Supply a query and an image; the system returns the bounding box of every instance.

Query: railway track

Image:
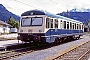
[0,42,49,60]
[0,46,35,60]
[45,41,90,60]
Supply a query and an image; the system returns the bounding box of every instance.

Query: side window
[51,19,53,28]
[46,18,50,28]
[79,24,81,30]
[64,21,66,29]
[70,22,72,29]
[72,23,74,29]
[67,22,69,29]
[54,19,58,28]
[77,24,78,30]
[82,25,83,30]
[75,23,76,30]
[60,20,62,29]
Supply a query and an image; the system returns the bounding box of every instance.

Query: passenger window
[77,24,78,30]
[54,19,58,28]
[60,20,62,29]
[82,25,83,30]
[75,23,76,29]
[79,24,81,30]
[46,18,50,28]
[70,22,72,29]
[64,21,66,29]
[51,19,53,28]
[67,22,69,29]
[72,23,74,29]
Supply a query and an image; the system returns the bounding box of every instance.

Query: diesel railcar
[18,9,84,43]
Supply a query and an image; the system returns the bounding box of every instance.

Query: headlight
[39,30,42,32]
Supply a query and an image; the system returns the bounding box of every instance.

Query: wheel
[54,37,59,44]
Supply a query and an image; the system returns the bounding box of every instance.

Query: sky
[1,0,90,16]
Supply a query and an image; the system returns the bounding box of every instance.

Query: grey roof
[0,20,10,26]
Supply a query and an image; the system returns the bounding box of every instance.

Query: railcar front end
[18,15,46,43]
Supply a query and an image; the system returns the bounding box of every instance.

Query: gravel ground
[88,57,90,60]
[12,35,90,60]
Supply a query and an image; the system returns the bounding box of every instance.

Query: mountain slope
[57,9,90,24]
[0,4,20,22]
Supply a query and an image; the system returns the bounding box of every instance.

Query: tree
[14,20,19,29]
[7,17,19,29]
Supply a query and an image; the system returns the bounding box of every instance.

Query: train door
[46,17,52,35]
[45,17,59,43]
[46,18,56,36]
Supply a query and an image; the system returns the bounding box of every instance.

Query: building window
[54,19,58,28]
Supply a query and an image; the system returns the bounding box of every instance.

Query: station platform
[0,33,23,50]
[0,33,18,40]
[0,40,22,50]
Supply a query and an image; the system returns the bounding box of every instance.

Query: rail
[45,41,90,60]
[0,46,34,60]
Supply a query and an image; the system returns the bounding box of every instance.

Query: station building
[0,20,10,34]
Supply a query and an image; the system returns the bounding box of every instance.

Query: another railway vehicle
[18,10,84,43]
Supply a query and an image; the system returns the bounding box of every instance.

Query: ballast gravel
[13,35,90,60]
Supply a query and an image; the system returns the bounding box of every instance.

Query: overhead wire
[14,0,40,9]
[34,0,54,11]
[49,0,70,11]
[49,0,58,4]
[14,0,67,14]
[14,0,60,12]
[14,0,68,11]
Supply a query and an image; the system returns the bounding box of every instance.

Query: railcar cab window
[31,17,42,26]
[21,18,31,26]
[21,17,42,26]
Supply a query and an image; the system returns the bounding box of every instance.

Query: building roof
[0,20,10,26]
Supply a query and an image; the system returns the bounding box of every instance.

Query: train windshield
[21,18,31,26]
[31,17,42,26]
[21,17,43,26]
